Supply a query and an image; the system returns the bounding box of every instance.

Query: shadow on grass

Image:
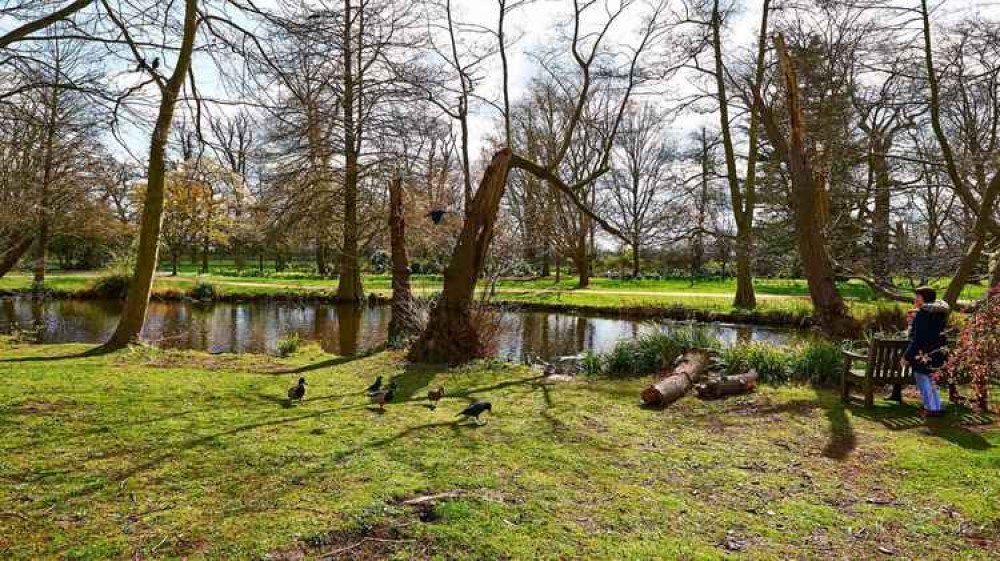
[849,400,994,450]
[0,343,115,363]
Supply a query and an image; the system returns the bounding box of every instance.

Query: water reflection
[0,297,809,360]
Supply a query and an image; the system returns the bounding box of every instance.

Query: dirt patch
[11,399,74,415]
[269,524,432,560]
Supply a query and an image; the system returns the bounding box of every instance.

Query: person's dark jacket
[905,300,950,370]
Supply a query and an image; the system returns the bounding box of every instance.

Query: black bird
[365,376,383,394]
[151,57,160,70]
[427,209,447,224]
[135,58,145,72]
[287,377,307,403]
[457,401,492,425]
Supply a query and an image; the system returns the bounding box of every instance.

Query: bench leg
[889,384,902,403]
[841,376,851,403]
[864,376,874,408]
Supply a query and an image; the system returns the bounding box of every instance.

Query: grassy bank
[0,271,945,331]
[1,340,997,559]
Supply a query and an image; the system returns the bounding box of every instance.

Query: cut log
[696,370,759,399]
[640,350,711,407]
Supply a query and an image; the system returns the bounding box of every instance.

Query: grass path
[1,341,997,559]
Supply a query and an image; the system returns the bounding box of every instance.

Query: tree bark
[387,177,415,345]
[0,235,35,278]
[711,0,765,310]
[764,34,857,336]
[336,0,364,303]
[34,57,61,289]
[409,150,512,363]
[944,175,1000,305]
[695,370,758,399]
[870,133,892,285]
[640,351,711,407]
[101,0,199,350]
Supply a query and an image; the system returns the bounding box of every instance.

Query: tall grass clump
[590,325,717,377]
[187,282,217,300]
[787,340,843,385]
[720,342,790,384]
[275,333,301,357]
[88,273,131,299]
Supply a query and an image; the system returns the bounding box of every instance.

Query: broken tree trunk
[640,350,711,408]
[0,235,35,278]
[696,370,759,399]
[387,177,415,345]
[409,149,512,364]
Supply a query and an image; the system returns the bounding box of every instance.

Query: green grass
[1,340,997,559]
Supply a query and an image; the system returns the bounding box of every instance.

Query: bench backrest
[866,338,911,382]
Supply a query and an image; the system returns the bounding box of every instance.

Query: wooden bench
[842,338,911,408]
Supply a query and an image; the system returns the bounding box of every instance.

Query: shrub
[276,333,301,357]
[787,341,843,385]
[187,282,217,300]
[720,342,789,384]
[944,295,1000,411]
[89,273,131,300]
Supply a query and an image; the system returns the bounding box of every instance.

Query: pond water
[0,298,811,360]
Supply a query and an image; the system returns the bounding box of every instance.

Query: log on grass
[640,350,711,407]
[695,370,759,399]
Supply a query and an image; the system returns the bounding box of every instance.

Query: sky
[4,0,1000,162]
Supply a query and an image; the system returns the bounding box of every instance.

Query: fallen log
[696,370,759,399]
[640,350,711,407]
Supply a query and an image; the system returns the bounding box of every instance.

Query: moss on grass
[0,340,997,559]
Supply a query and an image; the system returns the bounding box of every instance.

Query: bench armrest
[842,350,867,360]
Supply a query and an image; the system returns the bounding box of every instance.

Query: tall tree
[102,0,201,349]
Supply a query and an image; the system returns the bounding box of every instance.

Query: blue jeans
[913,369,942,412]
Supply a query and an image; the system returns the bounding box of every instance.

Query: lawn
[1,340,997,559]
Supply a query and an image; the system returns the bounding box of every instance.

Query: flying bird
[365,376,383,395]
[427,386,445,410]
[457,401,492,425]
[287,377,307,404]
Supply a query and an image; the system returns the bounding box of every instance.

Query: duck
[428,387,445,410]
[365,376,383,395]
[369,380,398,411]
[287,377,307,403]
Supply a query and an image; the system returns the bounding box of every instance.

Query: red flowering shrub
[944,295,1000,411]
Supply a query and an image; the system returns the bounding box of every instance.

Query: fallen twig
[0,511,28,522]
[319,537,415,559]
[400,491,464,506]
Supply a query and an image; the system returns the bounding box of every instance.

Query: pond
[0,297,813,361]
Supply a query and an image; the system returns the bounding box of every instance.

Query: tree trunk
[101,0,199,350]
[944,177,1000,305]
[631,243,640,278]
[696,370,758,399]
[34,62,60,289]
[200,238,209,274]
[316,239,328,277]
[576,224,590,288]
[0,235,34,278]
[640,351,711,407]
[767,34,856,336]
[409,149,512,363]
[733,231,756,308]
[387,177,415,345]
[990,253,1000,288]
[336,0,364,303]
[171,251,178,276]
[870,134,892,285]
